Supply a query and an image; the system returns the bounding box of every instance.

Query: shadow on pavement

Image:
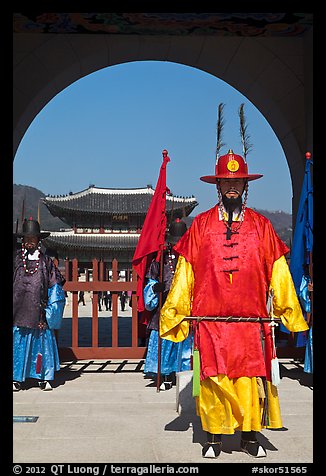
[58,359,145,373]
[15,359,146,390]
[164,374,287,456]
[280,362,313,389]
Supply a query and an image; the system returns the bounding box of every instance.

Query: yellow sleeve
[160,255,194,342]
[270,255,309,332]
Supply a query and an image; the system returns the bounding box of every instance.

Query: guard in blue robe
[298,274,313,373]
[143,219,192,390]
[13,219,66,391]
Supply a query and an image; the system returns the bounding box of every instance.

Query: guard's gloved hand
[153,282,164,293]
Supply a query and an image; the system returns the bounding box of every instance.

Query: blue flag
[290,155,313,294]
[287,154,313,372]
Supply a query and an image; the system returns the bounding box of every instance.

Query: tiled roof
[43,231,140,251]
[42,186,198,216]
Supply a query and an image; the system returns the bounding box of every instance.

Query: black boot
[159,375,173,391]
[202,433,222,458]
[240,431,266,458]
[13,381,21,392]
[38,380,53,391]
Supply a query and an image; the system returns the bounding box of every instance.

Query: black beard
[24,245,37,255]
[222,195,242,213]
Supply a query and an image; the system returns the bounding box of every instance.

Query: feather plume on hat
[238,103,253,162]
[215,102,225,164]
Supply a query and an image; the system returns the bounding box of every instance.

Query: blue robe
[13,250,66,382]
[143,253,192,377]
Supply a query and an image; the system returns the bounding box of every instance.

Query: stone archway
[13,13,313,217]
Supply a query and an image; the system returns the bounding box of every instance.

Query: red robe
[174,205,289,381]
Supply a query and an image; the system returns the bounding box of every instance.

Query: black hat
[15,218,50,239]
[167,219,187,245]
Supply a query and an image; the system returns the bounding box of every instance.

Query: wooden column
[92,258,99,348]
[111,259,118,347]
[71,258,79,348]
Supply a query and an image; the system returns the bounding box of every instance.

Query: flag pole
[156,148,169,392]
[37,199,41,225]
[131,148,170,389]
[306,152,313,327]
[21,195,25,224]
[156,242,165,392]
[307,250,313,326]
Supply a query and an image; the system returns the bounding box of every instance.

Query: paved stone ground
[13,294,313,466]
[13,358,313,465]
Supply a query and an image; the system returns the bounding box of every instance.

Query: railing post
[64,258,70,281]
[131,267,138,347]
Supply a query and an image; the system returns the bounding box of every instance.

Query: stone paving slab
[13,359,313,465]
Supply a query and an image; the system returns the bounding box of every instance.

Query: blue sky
[13,60,292,215]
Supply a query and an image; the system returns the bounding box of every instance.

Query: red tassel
[36,353,42,374]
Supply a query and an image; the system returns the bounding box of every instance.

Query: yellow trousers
[196,374,282,434]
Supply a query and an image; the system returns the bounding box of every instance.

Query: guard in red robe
[160,149,308,459]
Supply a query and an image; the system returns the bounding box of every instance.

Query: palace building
[41,185,198,270]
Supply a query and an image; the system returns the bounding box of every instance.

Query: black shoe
[38,381,52,391]
[202,441,222,458]
[13,381,21,392]
[159,381,173,391]
[240,439,266,458]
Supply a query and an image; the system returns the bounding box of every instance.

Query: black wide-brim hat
[14,219,50,239]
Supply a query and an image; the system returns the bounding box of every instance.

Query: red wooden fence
[59,258,304,361]
[60,258,147,360]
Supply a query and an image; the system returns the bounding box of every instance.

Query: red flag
[132,150,170,312]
